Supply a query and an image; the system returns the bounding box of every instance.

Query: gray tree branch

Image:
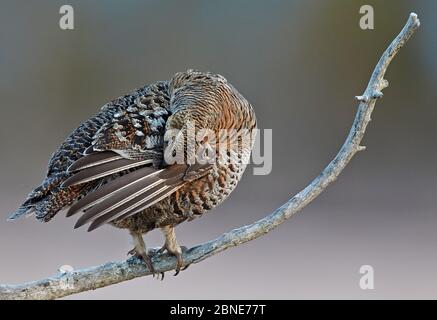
[0,13,420,300]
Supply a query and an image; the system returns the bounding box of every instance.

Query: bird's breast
[170,158,247,220]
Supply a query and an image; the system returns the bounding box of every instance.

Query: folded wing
[65,150,211,231]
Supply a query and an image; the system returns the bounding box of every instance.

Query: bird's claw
[130,245,189,277]
[173,246,189,276]
[128,247,157,277]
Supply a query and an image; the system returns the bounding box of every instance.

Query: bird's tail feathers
[7,205,35,221]
[7,173,70,222]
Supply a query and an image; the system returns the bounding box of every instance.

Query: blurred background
[0,0,436,299]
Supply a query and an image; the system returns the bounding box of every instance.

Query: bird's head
[163,70,257,166]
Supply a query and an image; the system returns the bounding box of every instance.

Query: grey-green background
[0,0,436,299]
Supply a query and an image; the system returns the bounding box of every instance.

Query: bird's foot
[128,247,164,280]
[157,245,189,276]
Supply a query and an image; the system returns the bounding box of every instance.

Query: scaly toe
[173,252,184,276]
[137,252,155,275]
[127,248,136,256]
[156,245,167,255]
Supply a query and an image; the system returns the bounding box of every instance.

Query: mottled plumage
[9,70,257,275]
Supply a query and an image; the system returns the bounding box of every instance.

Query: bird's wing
[66,158,211,231]
[63,92,212,231]
[73,163,209,232]
[62,88,172,188]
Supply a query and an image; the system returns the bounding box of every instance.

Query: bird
[8,70,257,276]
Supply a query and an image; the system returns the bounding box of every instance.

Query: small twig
[0,13,420,300]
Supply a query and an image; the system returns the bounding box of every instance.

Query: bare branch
[0,13,420,300]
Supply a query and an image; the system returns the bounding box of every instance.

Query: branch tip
[409,12,420,27]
